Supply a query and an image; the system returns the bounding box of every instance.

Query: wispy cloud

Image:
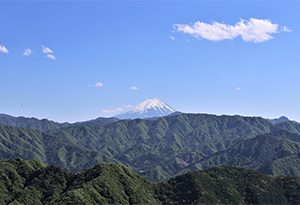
[45,54,56,60]
[42,45,54,54]
[130,86,139,90]
[23,48,32,56]
[102,104,133,116]
[282,26,292,32]
[102,107,124,115]
[42,45,56,60]
[169,35,176,40]
[0,44,9,53]
[236,87,242,91]
[174,18,290,43]
[94,82,104,88]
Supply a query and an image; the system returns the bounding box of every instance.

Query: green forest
[1,159,300,205]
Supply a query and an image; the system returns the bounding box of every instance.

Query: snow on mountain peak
[134,98,175,113]
[116,98,176,119]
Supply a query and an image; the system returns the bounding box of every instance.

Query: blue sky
[0,1,299,122]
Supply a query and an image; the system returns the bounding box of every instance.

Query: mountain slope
[0,125,117,173]
[1,160,300,205]
[0,125,46,161]
[116,98,175,119]
[2,113,300,181]
[269,116,290,124]
[0,160,158,205]
[157,166,300,205]
[193,130,300,175]
[45,113,273,180]
[0,114,118,132]
[0,113,274,181]
[275,120,300,135]
[0,114,69,132]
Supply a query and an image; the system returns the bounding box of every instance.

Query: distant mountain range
[115,98,176,119]
[114,98,292,123]
[1,159,299,205]
[0,113,70,131]
[0,110,299,181]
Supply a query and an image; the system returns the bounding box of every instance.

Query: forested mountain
[275,120,300,135]
[0,160,158,205]
[0,124,117,173]
[0,113,299,181]
[1,159,299,205]
[0,114,117,132]
[157,165,300,205]
[0,114,69,132]
[269,116,290,124]
[193,130,300,176]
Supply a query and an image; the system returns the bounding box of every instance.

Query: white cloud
[130,86,139,90]
[236,87,242,91]
[46,54,56,60]
[94,82,104,88]
[42,45,56,60]
[23,48,32,56]
[0,44,9,53]
[123,104,133,109]
[102,107,124,114]
[174,18,290,43]
[169,35,175,40]
[102,104,133,116]
[42,45,54,54]
[282,26,292,32]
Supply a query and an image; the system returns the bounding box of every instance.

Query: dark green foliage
[157,166,300,205]
[0,160,158,205]
[0,125,46,161]
[194,130,300,176]
[59,164,158,205]
[0,114,69,132]
[0,159,45,205]
[0,113,300,181]
[0,114,117,132]
[275,121,300,135]
[1,160,300,205]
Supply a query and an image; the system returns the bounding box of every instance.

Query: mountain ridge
[269,116,290,124]
[0,112,300,181]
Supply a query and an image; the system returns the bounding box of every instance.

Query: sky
[0,1,300,122]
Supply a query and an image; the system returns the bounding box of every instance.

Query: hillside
[0,113,274,181]
[0,125,117,173]
[157,166,300,205]
[0,160,158,205]
[193,130,300,175]
[275,121,300,135]
[0,160,300,205]
[0,114,69,132]
[0,114,117,132]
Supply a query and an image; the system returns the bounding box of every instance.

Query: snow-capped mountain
[116,98,176,119]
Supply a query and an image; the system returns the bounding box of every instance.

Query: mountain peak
[133,98,175,113]
[116,98,176,119]
[269,116,290,124]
